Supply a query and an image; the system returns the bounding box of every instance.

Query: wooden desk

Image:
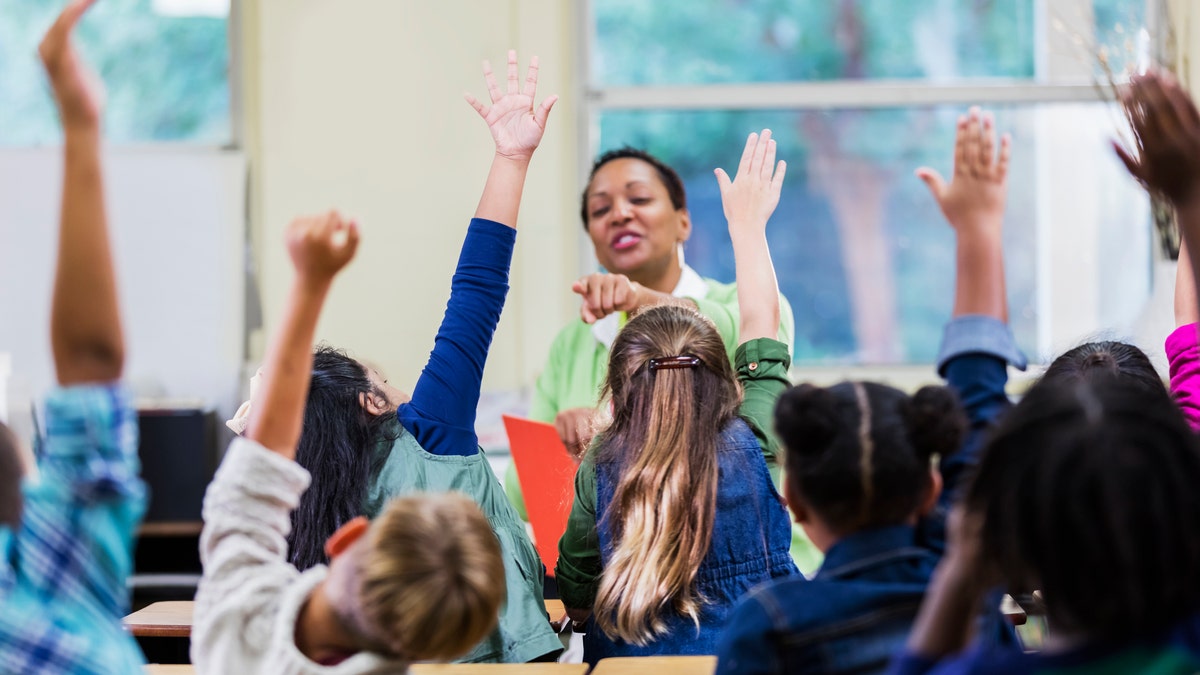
[591,656,717,675]
[125,601,195,638]
[544,598,566,624]
[410,658,583,667]
[127,599,568,638]
[144,666,194,674]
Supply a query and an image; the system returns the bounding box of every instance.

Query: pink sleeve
[1167,323,1200,431]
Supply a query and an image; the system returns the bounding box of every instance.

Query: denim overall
[584,417,798,662]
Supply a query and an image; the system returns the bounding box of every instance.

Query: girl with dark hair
[232,52,563,664]
[556,130,799,662]
[891,71,1200,675]
[717,107,1025,675]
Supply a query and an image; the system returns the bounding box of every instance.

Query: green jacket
[366,421,562,664]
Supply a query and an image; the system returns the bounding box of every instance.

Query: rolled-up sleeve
[736,338,792,467]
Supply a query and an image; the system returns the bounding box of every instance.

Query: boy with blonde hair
[191,209,507,672]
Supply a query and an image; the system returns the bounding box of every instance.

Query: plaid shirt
[0,385,147,674]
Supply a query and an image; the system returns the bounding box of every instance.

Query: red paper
[502,415,577,576]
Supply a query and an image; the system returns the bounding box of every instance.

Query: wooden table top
[125,601,195,638]
[590,656,717,675]
[411,666,586,674]
[144,666,194,674]
[127,599,569,638]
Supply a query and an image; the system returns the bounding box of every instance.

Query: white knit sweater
[190,437,409,674]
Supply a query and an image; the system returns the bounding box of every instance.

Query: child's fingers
[762,139,777,181]
[506,49,519,95]
[523,55,540,100]
[995,134,1012,183]
[770,160,787,192]
[964,107,982,175]
[952,115,968,177]
[534,94,558,128]
[980,111,996,170]
[915,167,947,203]
[737,133,757,178]
[482,60,501,103]
[1112,140,1145,182]
[464,93,489,120]
[714,168,732,193]
[750,129,772,175]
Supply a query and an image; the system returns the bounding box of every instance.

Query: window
[585,0,1157,365]
[0,0,231,145]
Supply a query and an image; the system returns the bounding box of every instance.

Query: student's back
[1,2,148,672]
[556,130,799,663]
[718,107,1023,675]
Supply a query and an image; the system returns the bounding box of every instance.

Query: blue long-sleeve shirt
[396,218,515,456]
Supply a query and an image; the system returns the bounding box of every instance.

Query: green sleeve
[690,290,797,362]
[555,457,602,610]
[734,338,792,467]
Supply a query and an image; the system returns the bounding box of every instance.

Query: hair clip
[648,355,702,371]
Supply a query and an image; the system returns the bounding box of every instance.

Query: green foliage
[0,0,228,145]
[593,0,1035,86]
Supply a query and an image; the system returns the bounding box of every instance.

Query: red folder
[502,415,578,576]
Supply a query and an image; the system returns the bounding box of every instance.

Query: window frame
[577,0,1162,369]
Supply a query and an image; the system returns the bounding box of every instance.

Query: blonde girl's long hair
[592,305,742,645]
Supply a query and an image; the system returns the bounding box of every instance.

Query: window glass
[592,0,1037,86]
[0,0,229,145]
[596,104,1150,364]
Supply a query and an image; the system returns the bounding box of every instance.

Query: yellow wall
[241,0,582,392]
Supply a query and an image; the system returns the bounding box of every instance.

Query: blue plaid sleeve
[17,384,145,616]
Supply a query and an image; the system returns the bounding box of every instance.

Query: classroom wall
[243,0,582,395]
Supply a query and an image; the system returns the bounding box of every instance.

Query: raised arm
[914,108,1022,554]
[400,52,556,455]
[41,0,123,385]
[1115,72,1200,430]
[714,129,786,344]
[917,107,1010,323]
[465,50,557,228]
[246,214,358,458]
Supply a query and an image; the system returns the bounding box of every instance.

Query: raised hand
[714,129,787,237]
[285,211,360,284]
[39,0,105,131]
[916,107,1010,234]
[1115,71,1200,209]
[466,50,558,163]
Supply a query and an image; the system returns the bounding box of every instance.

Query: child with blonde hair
[556,130,799,662]
[192,213,507,671]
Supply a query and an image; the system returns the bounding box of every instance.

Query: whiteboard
[0,146,247,430]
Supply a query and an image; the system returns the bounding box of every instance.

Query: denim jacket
[716,316,1025,675]
[581,417,798,663]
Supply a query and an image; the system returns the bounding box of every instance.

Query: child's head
[0,422,22,529]
[1041,341,1164,395]
[322,492,505,661]
[288,346,402,570]
[592,304,740,645]
[774,382,966,549]
[966,378,1200,641]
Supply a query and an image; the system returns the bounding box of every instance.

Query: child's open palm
[466,51,558,162]
[714,129,787,236]
[916,107,1010,234]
